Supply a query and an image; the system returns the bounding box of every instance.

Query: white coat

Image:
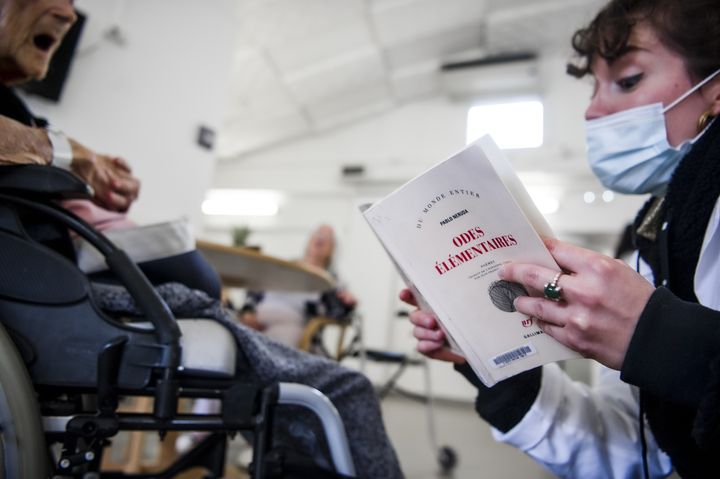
[491,196,720,479]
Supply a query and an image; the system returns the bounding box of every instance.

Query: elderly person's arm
[0,115,52,165]
[0,115,140,211]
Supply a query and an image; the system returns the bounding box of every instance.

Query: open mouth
[33,34,56,52]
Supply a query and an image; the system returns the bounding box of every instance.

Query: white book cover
[362,136,579,387]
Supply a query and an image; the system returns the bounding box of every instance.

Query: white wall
[18,1,638,401]
[207,51,644,399]
[23,0,237,228]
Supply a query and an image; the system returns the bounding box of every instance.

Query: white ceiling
[218,0,605,159]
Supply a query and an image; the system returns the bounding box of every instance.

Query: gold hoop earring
[698,110,715,133]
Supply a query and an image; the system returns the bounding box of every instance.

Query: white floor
[221,392,555,479]
[380,393,556,479]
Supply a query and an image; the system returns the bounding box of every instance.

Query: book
[361,135,580,387]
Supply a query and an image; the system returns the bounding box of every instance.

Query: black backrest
[0,166,180,398]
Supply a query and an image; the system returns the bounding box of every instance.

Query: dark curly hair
[567,0,720,80]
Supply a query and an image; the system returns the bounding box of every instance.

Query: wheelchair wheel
[0,323,48,478]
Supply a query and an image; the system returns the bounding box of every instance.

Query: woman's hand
[499,237,655,370]
[69,139,140,212]
[399,288,466,364]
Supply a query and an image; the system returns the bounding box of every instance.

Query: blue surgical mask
[586,68,720,196]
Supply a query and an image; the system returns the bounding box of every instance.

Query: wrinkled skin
[0,0,76,84]
[0,0,141,211]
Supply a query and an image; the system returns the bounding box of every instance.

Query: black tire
[437,445,458,473]
[0,323,48,478]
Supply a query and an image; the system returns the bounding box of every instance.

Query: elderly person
[242,224,357,348]
[0,0,139,210]
[0,1,403,477]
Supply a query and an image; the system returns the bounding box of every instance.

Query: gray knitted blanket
[92,282,403,479]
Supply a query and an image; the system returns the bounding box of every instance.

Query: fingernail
[498,266,507,279]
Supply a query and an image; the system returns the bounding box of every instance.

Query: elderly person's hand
[399,288,466,364]
[69,139,140,212]
[498,237,655,370]
[335,289,357,309]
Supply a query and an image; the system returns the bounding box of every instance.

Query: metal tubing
[277,383,356,477]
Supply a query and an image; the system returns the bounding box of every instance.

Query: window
[466,99,543,149]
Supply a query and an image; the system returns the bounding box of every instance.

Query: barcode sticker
[491,344,537,368]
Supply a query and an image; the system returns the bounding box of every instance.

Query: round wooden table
[196,240,335,292]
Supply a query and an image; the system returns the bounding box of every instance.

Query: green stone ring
[543,272,564,302]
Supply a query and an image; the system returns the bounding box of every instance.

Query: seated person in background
[241,224,357,348]
[187,224,359,450]
[0,2,402,477]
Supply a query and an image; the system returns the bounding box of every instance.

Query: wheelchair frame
[0,165,356,479]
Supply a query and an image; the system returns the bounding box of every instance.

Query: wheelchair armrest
[0,164,92,200]
[277,383,356,477]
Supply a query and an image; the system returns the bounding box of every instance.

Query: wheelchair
[0,165,356,479]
